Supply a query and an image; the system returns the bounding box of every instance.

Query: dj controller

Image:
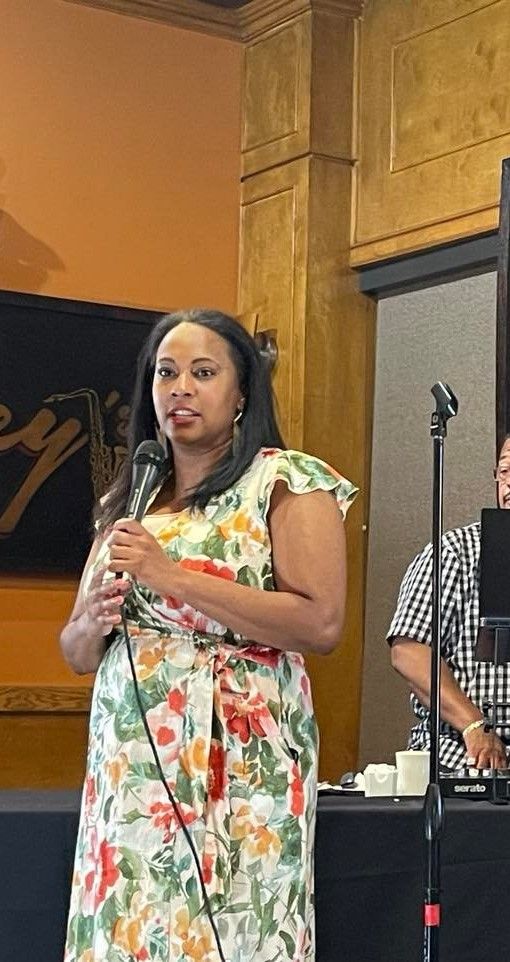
[440,769,510,800]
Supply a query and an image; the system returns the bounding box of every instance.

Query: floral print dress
[64,448,357,962]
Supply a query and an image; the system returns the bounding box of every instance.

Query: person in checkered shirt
[388,437,510,772]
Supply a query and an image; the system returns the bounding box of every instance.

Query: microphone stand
[423,382,458,962]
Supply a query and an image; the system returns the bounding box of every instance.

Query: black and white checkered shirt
[387,522,510,771]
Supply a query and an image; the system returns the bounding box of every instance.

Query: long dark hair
[95,309,285,531]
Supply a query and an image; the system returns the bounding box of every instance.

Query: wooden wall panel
[391,8,510,173]
[0,686,91,788]
[242,18,312,177]
[239,162,308,445]
[310,11,355,160]
[1,715,89,788]
[352,0,510,265]
[0,576,82,686]
[242,9,356,177]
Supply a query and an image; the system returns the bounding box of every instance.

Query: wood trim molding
[238,0,363,41]
[64,0,239,39]
[0,686,92,713]
[350,206,500,268]
[64,0,363,40]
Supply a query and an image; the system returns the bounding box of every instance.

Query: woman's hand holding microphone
[106,519,175,599]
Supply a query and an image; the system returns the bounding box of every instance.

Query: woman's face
[152,322,243,453]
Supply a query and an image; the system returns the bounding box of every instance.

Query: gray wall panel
[359,273,497,767]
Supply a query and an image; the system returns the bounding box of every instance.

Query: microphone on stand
[125,439,167,521]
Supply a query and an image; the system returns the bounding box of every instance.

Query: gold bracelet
[461,719,485,739]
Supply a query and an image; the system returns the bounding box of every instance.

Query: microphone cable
[121,609,227,962]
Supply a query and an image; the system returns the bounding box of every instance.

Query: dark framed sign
[0,291,161,574]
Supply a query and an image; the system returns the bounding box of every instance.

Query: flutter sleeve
[258,448,358,519]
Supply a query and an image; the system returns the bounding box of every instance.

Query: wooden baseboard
[0,685,92,713]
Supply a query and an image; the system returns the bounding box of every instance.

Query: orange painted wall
[0,0,242,688]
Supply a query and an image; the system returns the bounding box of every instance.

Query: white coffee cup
[395,750,430,795]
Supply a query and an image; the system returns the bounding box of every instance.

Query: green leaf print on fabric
[250,877,262,918]
[185,876,201,922]
[103,794,114,825]
[113,695,149,742]
[280,819,303,865]
[118,847,143,880]
[280,930,297,959]
[105,946,126,962]
[260,770,289,796]
[298,750,314,781]
[267,698,280,724]
[98,893,120,933]
[160,869,184,901]
[236,565,260,588]
[245,738,260,762]
[174,767,195,806]
[98,694,120,715]
[259,894,278,944]
[68,913,94,955]
[202,533,227,561]
[128,761,162,782]
[287,707,318,750]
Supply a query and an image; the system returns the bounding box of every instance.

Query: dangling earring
[232,408,243,456]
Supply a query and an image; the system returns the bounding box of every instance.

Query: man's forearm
[391,639,483,733]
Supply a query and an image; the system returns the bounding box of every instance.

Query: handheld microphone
[125,440,166,521]
[114,439,166,582]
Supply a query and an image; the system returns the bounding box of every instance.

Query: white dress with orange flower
[64,448,357,962]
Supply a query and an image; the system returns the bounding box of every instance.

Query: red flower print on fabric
[167,688,186,715]
[149,801,197,844]
[156,726,175,746]
[240,644,281,669]
[202,851,214,885]
[180,557,236,581]
[223,691,279,744]
[85,838,119,909]
[289,763,305,817]
[84,774,97,818]
[207,740,226,802]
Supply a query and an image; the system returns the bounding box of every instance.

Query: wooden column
[238,0,375,779]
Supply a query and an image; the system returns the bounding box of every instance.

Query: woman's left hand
[107,519,174,596]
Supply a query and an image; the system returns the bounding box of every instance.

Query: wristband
[461,718,485,739]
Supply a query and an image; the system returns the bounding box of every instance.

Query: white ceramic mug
[395,750,430,795]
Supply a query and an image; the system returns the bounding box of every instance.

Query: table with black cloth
[2,790,510,962]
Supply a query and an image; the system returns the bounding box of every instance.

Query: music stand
[475,508,510,802]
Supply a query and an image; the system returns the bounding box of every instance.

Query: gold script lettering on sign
[0,404,88,535]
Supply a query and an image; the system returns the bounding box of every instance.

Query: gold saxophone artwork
[44,389,114,500]
[0,388,127,536]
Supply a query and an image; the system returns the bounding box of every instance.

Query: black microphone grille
[132,439,166,467]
